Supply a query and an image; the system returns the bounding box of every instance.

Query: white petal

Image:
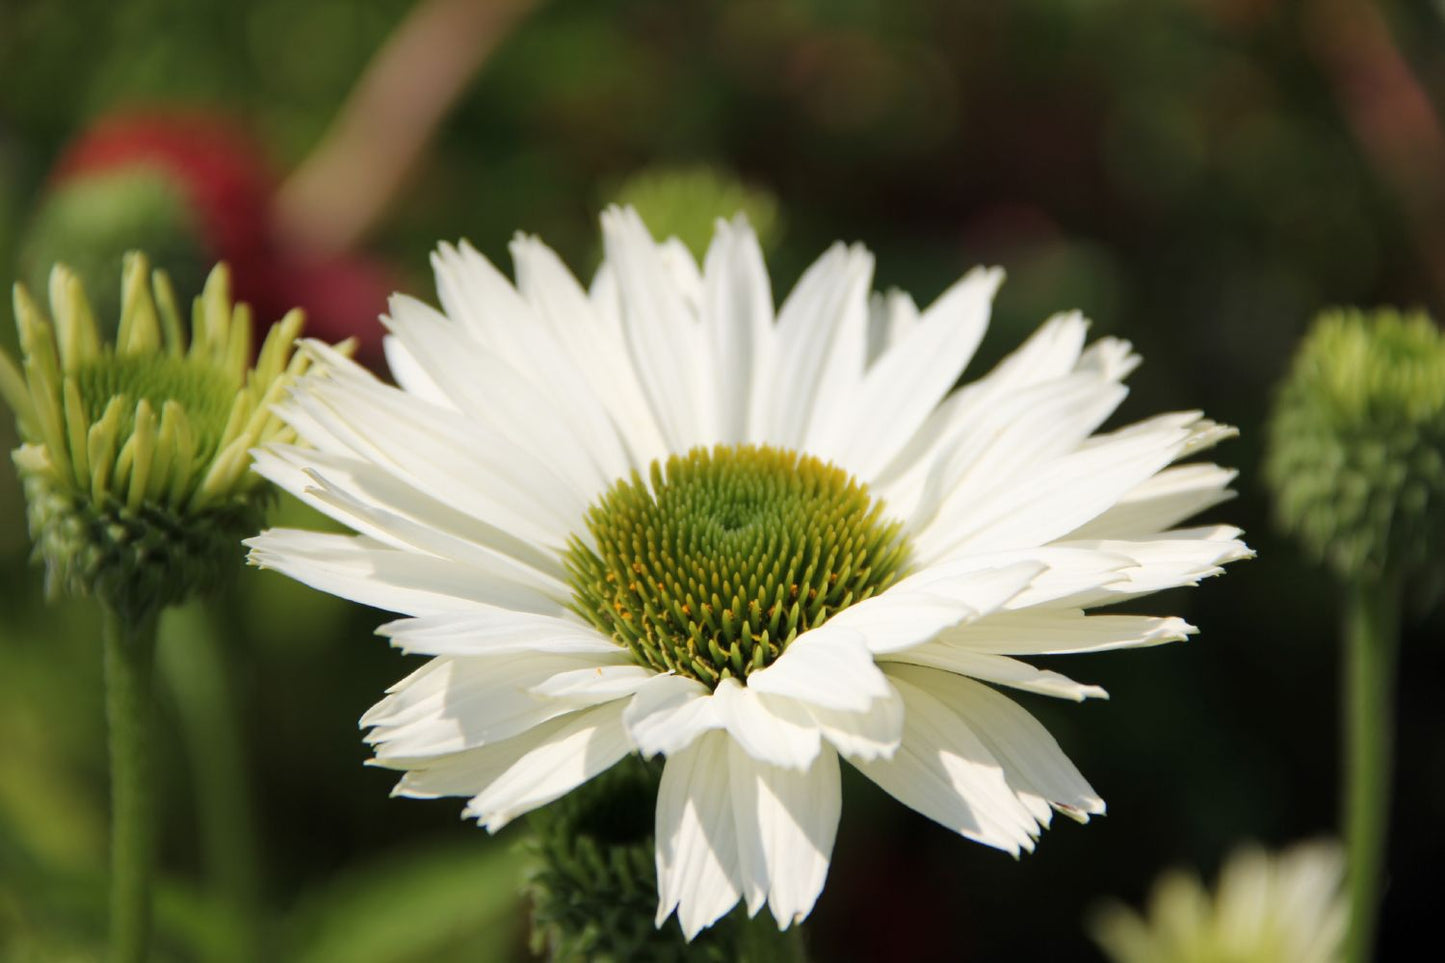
[744,627,891,712]
[384,701,625,819]
[805,681,904,762]
[897,666,1104,823]
[939,609,1194,656]
[382,336,451,407]
[756,243,873,448]
[710,679,821,770]
[252,443,564,581]
[1069,463,1239,540]
[460,701,632,831]
[915,412,1205,562]
[1054,526,1254,605]
[854,670,1042,853]
[817,560,1044,655]
[728,742,841,928]
[378,611,620,657]
[246,529,566,618]
[529,664,656,702]
[815,266,1001,480]
[511,233,668,467]
[885,645,1108,702]
[655,731,743,939]
[383,293,621,496]
[601,206,713,451]
[701,215,774,443]
[623,673,722,758]
[364,652,632,759]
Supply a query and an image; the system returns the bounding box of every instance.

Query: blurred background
[2,0,1443,959]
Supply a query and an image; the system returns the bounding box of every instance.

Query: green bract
[0,253,317,618]
[1265,308,1445,581]
[564,444,912,687]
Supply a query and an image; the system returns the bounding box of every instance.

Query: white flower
[1090,841,1346,963]
[247,207,1249,938]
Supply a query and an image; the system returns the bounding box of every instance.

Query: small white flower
[1090,841,1346,963]
[248,208,1249,938]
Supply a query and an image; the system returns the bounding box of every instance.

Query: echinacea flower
[247,207,1249,938]
[0,252,318,617]
[1089,841,1346,963]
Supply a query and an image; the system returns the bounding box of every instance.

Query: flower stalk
[1342,577,1400,963]
[102,602,160,963]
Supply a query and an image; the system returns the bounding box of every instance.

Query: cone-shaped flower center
[75,355,232,458]
[565,444,912,687]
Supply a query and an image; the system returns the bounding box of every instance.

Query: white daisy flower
[247,207,1249,939]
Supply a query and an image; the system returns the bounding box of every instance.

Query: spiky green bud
[0,253,331,619]
[526,758,798,962]
[1265,308,1445,582]
[612,165,782,260]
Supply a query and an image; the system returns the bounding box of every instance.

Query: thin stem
[1343,576,1400,963]
[161,595,263,963]
[735,913,809,963]
[103,603,161,963]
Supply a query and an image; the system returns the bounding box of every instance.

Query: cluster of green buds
[0,253,325,620]
[1265,308,1445,583]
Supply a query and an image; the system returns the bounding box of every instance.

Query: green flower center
[565,444,912,687]
[75,355,234,459]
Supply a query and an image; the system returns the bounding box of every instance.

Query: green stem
[160,595,264,963]
[1343,576,1400,963]
[735,913,809,963]
[103,603,160,963]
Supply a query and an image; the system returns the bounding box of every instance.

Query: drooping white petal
[365,652,630,759]
[1068,463,1239,540]
[914,412,1210,563]
[884,645,1108,702]
[710,679,821,770]
[728,742,841,928]
[854,670,1043,854]
[744,626,892,711]
[529,664,657,703]
[813,560,1044,655]
[938,609,1194,656]
[623,673,722,758]
[805,682,904,762]
[893,665,1104,823]
[383,701,626,821]
[459,700,633,831]
[655,732,743,939]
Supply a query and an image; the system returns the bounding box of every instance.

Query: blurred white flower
[1090,841,1346,963]
[248,207,1247,938]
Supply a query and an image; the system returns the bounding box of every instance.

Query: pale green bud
[612,165,782,260]
[1265,308,1445,582]
[0,253,338,619]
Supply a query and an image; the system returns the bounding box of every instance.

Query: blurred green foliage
[3,0,1445,960]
